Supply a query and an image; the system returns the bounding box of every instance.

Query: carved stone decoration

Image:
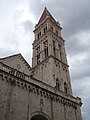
[17,64,21,69]
[40,98,44,111]
[40,99,44,106]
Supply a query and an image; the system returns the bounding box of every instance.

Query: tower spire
[38,7,56,24]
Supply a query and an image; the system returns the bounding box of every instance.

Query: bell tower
[0,7,82,120]
[32,7,72,95]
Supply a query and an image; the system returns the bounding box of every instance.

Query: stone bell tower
[0,7,82,120]
[32,7,72,95]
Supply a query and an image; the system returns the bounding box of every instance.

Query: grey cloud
[13,10,23,22]
[72,78,90,120]
[69,50,90,80]
[29,0,45,20]
[69,52,90,120]
[0,47,16,58]
[23,20,33,33]
[66,35,86,56]
[72,77,90,96]
[82,98,90,120]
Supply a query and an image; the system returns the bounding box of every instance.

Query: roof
[0,53,21,60]
[0,53,31,74]
[38,7,56,24]
[0,53,31,67]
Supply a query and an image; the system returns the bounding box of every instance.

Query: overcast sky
[0,0,90,119]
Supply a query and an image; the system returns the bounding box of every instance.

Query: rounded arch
[31,115,47,120]
[31,112,50,120]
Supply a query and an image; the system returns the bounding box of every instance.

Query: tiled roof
[38,7,56,24]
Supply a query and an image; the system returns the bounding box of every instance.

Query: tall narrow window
[44,40,48,58]
[45,47,48,58]
[46,26,47,30]
[56,78,60,90]
[53,41,56,56]
[64,82,68,94]
[37,33,39,39]
[37,46,40,64]
[58,44,62,61]
[43,26,47,33]
[44,28,46,33]
[37,54,40,64]
[51,26,53,32]
[37,31,41,39]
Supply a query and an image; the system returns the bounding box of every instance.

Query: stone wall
[0,69,82,120]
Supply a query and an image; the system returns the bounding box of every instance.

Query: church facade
[0,8,82,120]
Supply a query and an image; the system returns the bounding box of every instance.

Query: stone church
[0,7,82,120]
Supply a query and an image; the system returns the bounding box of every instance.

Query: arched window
[56,78,60,90]
[58,44,62,61]
[53,40,56,57]
[37,46,40,64]
[64,82,68,94]
[43,26,47,33]
[44,40,48,58]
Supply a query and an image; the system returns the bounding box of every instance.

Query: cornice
[0,67,82,108]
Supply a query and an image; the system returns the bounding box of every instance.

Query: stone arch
[31,112,50,120]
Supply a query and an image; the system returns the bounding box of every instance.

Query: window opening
[51,26,53,32]
[43,26,47,33]
[53,40,56,56]
[37,31,41,39]
[44,40,48,58]
[58,44,62,61]
[37,33,39,39]
[46,26,47,30]
[37,46,40,64]
[56,78,60,90]
[64,82,68,94]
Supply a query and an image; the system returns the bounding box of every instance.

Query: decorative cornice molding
[0,71,82,108]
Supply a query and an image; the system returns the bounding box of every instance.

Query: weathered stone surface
[0,7,82,120]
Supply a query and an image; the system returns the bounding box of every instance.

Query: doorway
[31,114,48,120]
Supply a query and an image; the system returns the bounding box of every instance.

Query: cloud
[72,78,90,120]
[66,31,90,56]
[0,46,16,58]
[0,0,34,65]
[0,0,90,119]
[23,20,33,33]
[66,32,90,81]
[29,0,45,20]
